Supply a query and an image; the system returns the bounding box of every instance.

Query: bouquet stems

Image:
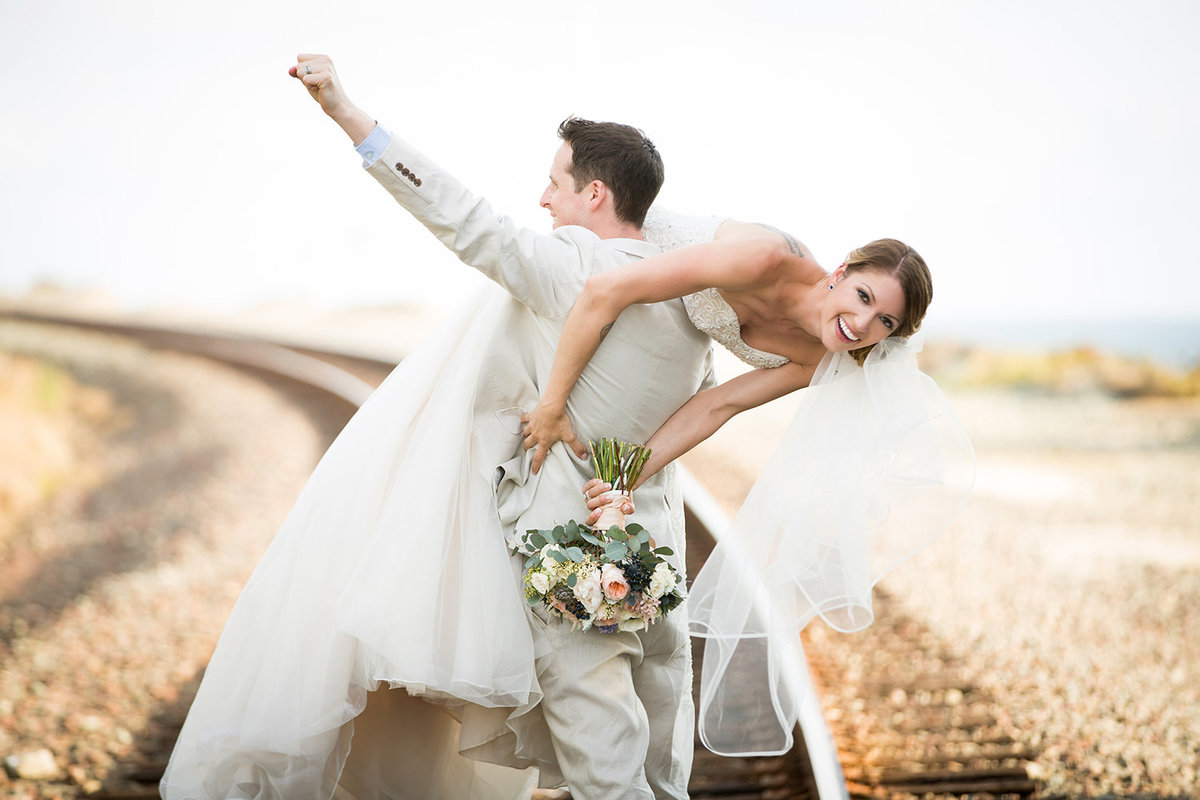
[588,439,651,495]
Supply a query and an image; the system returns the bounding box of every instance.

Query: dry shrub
[0,354,113,532]
[922,344,1200,398]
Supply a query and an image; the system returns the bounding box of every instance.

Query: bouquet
[511,440,685,633]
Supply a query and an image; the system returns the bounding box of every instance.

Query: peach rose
[600,563,630,602]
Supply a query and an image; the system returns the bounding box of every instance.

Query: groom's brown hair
[557,117,664,228]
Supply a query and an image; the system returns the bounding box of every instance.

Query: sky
[3,0,1199,350]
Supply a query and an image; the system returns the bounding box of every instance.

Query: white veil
[687,333,976,755]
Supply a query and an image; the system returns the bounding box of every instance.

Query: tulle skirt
[161,285,556,799]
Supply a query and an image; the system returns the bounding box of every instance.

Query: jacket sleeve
[365,133,596,318]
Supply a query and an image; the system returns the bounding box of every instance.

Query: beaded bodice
[680,289,790,369]
[643,208,790,370]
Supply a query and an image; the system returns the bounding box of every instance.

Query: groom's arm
[290,54,593,317]
[362,130,597,317]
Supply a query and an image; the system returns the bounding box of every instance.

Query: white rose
[647,563,675,598]
[573,569,604,614]
[539,545,566,581]
[529,571,550,595]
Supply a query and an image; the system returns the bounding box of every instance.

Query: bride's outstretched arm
[521,235,785,473]
[580,360,813,523]
[634,360,813,488]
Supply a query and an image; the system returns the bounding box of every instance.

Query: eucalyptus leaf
[564,546,585,562]
[524,555,541,569]
[565,520,579,539]
[605,541,628,561]
[567,573,577,588]
[552,525,566,542]
[626,523,644,536]
[529,531,546,549]
[580,528,603,546]
[549,549,568,563]
[527,595,542,606]
[653,546,675,556]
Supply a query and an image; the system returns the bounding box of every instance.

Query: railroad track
[1,309,1037,800]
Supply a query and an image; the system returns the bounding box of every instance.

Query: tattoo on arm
[599,322,614,339]
[753,223,804,257]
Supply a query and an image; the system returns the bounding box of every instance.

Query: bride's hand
[521,401,588,475]
[582,479,636,526]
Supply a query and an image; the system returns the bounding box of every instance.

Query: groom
[292,55,712,799]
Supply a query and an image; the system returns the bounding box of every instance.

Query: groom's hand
[521,403,588,475]
[289,54,375,145]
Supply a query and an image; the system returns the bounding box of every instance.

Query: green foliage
[580,527,604,546]
[659,591,683,614]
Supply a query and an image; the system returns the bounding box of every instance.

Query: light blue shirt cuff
[355,125,392,168]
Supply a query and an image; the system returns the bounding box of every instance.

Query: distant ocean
[923,317,1200,370]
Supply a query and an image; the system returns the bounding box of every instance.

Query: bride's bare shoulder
[715,219,814,260]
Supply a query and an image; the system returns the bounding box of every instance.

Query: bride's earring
[828,284,834,291]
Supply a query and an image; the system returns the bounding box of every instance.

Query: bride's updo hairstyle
[843,238,932,365]
[558,117,665,228]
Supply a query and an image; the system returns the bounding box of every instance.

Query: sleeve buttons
[394,162,421,187]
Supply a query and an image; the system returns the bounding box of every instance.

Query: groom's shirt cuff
[356,124,392,168]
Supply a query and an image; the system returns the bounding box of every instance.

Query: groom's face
[540,143,591,230]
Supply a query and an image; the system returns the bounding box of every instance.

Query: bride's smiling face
[821,267,906,352]
[539,143,590,229]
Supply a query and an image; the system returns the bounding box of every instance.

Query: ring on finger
[304,65,313,75]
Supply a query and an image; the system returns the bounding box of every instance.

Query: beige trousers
[528,605,694,800]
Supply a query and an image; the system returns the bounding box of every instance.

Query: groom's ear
[586,180,607,210]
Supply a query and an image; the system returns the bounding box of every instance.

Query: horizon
[5,281,1197,370]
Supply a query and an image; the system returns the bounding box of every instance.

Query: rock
[4,748,60,780]
[77,715,105,733]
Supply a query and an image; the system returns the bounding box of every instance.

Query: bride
[524,216,975,755]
